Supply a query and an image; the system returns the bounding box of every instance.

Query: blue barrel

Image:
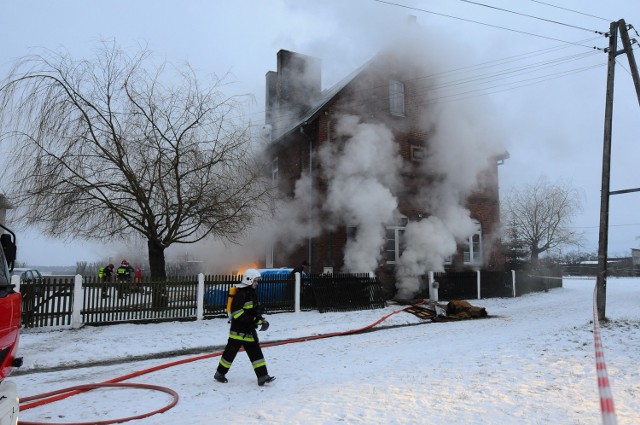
[256,268,293,301]
[204,288,228,306]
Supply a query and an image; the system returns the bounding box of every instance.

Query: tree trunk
[530,248,540,267]
[148,239,168,310]
[148,239,167,279]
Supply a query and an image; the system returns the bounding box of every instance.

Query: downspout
[299,125,313,270]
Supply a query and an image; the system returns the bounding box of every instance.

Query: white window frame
[463,220,483,265]
[384,216,408,264]
[389,80,405,117]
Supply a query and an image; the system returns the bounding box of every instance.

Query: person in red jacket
[214,268,275,386]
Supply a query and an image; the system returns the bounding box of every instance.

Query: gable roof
[271,58,373,141]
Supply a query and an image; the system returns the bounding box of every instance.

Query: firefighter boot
[257,375,276,386]
[214,371,228,383]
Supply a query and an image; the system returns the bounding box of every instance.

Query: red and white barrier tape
[592,284,617,425]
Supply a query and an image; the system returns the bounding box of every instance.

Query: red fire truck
[0,223,21,425]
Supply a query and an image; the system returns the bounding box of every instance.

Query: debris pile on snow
[402,299,488,321]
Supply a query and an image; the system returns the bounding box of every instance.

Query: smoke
[197,18,507,293]
[395,217,457,298]
[319,115,403,272]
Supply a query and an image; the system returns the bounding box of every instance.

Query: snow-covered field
[14,277,640,424]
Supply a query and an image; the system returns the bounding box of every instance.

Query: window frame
[389,80,406,117]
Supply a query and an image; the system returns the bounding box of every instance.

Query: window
[385,216,408,264]
[463,221,483,265]
[389,80,405,117]
[347,216,408,265]
[410,145,424,162]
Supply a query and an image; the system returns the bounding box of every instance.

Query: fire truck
[0,223,20,425]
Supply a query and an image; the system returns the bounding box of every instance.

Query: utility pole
[596,21,618,321]
[596,19,640,320]
[618,20,640,105]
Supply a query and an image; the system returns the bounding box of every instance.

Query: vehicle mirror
[0,232,17,271]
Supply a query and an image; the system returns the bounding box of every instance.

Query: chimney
[265,50,321,136]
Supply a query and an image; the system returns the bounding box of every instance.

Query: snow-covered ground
[13,277,640,424]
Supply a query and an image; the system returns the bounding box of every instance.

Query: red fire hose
[18,304,420,425]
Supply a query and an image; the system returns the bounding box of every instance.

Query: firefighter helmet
[238,268,261,287]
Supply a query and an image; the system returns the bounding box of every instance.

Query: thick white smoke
[394,217,458,298]
[319,114,403,273]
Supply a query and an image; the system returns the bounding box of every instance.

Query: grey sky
[1,0,638,266]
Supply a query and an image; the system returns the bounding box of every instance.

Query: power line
[456,0,604,34]
[371,0,606,49]
[525,0,611,22]
[245,42,604,131]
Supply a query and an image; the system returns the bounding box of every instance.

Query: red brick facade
[265,49,505,295]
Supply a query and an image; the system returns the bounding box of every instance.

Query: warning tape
[592,285,617,425]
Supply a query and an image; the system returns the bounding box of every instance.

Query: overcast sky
[1,0,639,267]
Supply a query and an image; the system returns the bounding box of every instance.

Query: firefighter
[215,268,275,386]
[101,263,115,298]
[116,260,133,299]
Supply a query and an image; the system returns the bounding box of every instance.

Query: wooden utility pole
[618,20,640,105]
[596,19,640,320]
[596,21,618,321]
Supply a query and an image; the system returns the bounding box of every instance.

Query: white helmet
[238,268,261,287]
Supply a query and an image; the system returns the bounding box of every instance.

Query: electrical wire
[371,0,605,48]
[456,0,604,34]
[245,40,606,134]
[248,46,604,134]
[525,0,611,23]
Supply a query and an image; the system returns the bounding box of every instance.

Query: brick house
[263,48,507,298]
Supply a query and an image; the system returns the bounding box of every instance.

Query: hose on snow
[18,304,421,425]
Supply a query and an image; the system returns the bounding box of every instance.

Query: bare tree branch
[0,41,272,277]
[502,177,584,266]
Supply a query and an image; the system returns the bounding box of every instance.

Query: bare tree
[502,177,584,266]
[0,42,271,278]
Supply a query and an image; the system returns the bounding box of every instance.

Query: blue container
[204,288,228,306]
[256,268,293,302]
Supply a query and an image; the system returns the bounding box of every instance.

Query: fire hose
[18,304,420,425]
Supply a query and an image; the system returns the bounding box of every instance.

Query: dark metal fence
[19,272,388,328]
[433,270,562,301]
[311,273,386,313]
[434,271,478,300]
[18,269,561,328]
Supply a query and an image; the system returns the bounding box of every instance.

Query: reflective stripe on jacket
[229,286,262,336]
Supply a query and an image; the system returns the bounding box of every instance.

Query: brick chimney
[265,50,321,137]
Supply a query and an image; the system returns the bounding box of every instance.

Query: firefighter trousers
[217,334,269,378]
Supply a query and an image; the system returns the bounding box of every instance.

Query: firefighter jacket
[228,286,264,342]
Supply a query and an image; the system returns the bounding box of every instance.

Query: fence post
[294,272,301,313]
[196,273,204,320]
[71,274,83,329]
[476,270,481,299]
[428,271,438,301]
[511,270,516,297]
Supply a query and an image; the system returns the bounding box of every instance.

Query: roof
[271,57,373,141]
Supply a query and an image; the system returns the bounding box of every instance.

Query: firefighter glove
[259,320,270,331]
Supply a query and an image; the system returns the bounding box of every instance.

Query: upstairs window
[411,145,424,162]
[389,80,405,117]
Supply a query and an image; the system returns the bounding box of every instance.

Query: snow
[13,277,640,424]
